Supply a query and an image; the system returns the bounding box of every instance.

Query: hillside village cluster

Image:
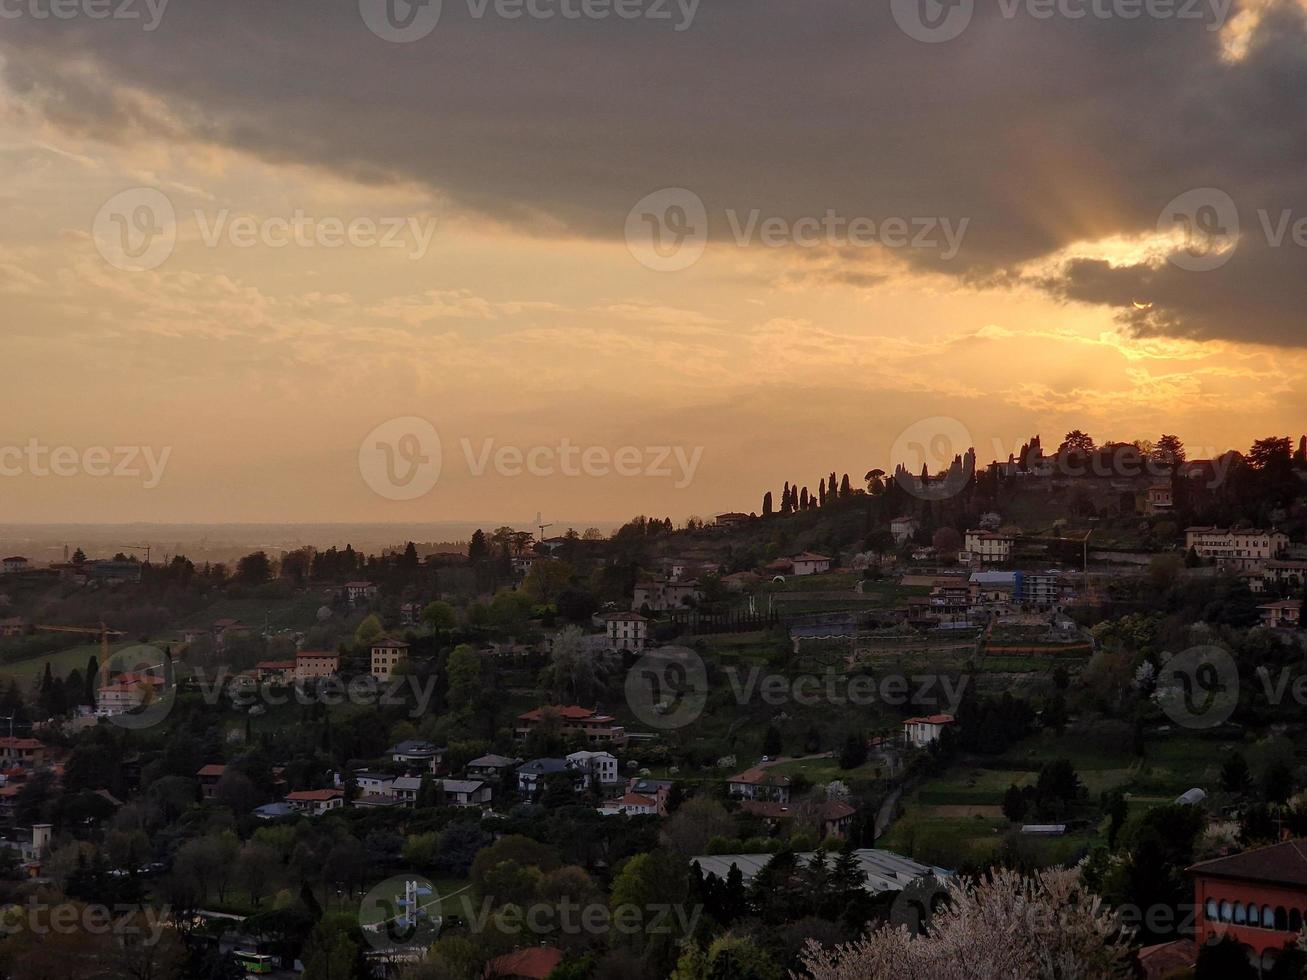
[0,432,1306,978]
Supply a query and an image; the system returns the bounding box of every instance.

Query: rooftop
[1188,839,1307,888]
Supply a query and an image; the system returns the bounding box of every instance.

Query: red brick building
[1189,839,1307,973]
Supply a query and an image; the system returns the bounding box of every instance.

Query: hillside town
[0,431,1303,977]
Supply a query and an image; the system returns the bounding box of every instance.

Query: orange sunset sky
[1,0,1305,524]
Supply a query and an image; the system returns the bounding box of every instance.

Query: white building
[790,552,833,576]
[285,788,345,816]
[632,579,703,612]
[439,778,493,807]
[903,714,955,748]
[1259,599,1301,630]
[343,581,378,604]
[371,638,409,679]
[1186,527,1289,571]
[1,557,29,575]
[604,612,647,652]
[964,531,1013,564]
[598,792,659,816]
[889,517,919,545]
[566,750,620,790]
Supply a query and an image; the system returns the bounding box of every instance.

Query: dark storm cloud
[2,0,1305,345]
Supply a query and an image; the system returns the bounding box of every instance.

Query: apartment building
[371,638,409,679]
[603,612,648,652]
[1186,527,1289,571]
[964,530,1014,564]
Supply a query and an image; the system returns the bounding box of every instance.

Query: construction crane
[534,512,553,543]
[34,623,125,662]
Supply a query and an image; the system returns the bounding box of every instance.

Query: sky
[0,0,1305,525]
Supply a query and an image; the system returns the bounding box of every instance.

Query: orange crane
[33,622,125,662]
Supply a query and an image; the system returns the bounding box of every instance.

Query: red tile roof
[728,767,791,787]
[0,738,44,751]
[484,947,564,979]
[1188,839,1307,888]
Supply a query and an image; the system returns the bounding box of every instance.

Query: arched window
[1275,906,1288,931]
[1290,909,1302,932]
[1221,901,1233,922]
[1235,903,1247,924]
[1206,899,1219,922]
[1248,904,1261,926]
[1264,905,1274,928]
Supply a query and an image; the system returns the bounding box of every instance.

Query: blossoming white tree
[797,867,1134,980]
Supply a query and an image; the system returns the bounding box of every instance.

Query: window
[1235,903,1247,924]
[1248,905,1261,927]
[1205,899,1218,922]
[1220,901,1233,923]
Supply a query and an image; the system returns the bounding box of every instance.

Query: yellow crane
[33,622,125,663]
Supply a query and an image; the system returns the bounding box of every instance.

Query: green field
[0,640,138,682]
[883,726,1241,871]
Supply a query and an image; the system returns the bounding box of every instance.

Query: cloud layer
[2,1,1306,345]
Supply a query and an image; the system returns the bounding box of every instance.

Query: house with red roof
[196,764,226,799]
[903,714,955,748]
[726,767,791,803]
[0,737,48,769]
[790,552,832,576]
[515,705,627,747]
[285,787,345,816]
[1188,839,1307,973]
